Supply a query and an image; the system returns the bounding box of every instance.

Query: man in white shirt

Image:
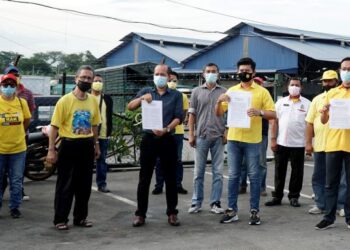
[265,77,310,207]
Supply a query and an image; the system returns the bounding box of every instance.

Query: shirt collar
[238,81,257,89]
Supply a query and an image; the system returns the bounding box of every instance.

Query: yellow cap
[321,70,338,81]
[92,81,103,91]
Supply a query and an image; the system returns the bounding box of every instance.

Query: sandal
[74,219,93,227]
[55,223,69,230]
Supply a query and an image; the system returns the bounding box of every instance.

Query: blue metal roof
[263,37,350,62]
[225,22,350,42]
[137,39,202,64]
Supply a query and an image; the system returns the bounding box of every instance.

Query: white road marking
[91,186,137,207]
[204,171,313,199]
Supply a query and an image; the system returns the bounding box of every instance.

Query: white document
[141,100,163,130]
[329,99,350,129]
[227,91,252,128]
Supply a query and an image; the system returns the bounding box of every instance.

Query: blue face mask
[1,86,16,97]
[340,70,350,83]
[153,75,168,88]
[205,73,218,84]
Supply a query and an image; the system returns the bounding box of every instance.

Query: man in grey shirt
[188,62,227,214]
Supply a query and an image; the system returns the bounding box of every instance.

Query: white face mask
[288,85,301,96]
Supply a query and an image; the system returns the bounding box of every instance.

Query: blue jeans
[312,152,347,210]
[0,151,26,210]
[96,139,109,189]
[240,135,268,190]
[227,141,261,212]
[323,151,350,224]
[155,134,184,189]
[191,137,224,206]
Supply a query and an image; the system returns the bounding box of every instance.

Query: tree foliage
[0,50,105,76]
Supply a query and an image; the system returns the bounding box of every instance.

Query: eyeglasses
[78,76,93,81]
[1,83,16,88]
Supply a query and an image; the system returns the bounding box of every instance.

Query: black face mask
[238,72,253,83]
[77,81,91,92]
[322,85,336,92]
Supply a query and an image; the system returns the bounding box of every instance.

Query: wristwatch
[260,110,265,117]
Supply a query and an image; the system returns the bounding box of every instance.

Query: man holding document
[315,57,350,230]
[215,57,275,225]
[127,64,183,227]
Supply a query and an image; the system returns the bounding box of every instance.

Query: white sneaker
[22,195,30,201]
[210,203,225,214]
[347,223,350,229]
[337,209,345,217]
[308,206,323,214]
[188,204,201,214]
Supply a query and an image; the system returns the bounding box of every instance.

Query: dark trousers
[135,133,178,218]
[324,151,350,223]
[53,138,94,225]
[155,134,184,189]
[272,145,305,200]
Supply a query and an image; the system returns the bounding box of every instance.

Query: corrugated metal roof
[138,39,202,63]
[263,37,350,62]
[99,32,214,61]
[225,22,350,41]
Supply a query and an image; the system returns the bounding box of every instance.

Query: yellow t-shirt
[305,92,328,152]
[324,85,350,152]
[222,81,275,143]
[175,93,189,135]
[95,95,107,139]
[0,96,31,154]
[51,92,101,138]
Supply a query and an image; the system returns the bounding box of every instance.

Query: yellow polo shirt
[222,81,275,143]
[305,92,328,152]
[0,96,31,154]
[51,92,101,138]
[175,93,189,134]
[324,85,350,152]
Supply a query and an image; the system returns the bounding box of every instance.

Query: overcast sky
[0,0,349,58]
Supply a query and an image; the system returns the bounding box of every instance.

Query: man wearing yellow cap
[91,74,113,193]
[306,70,346,216]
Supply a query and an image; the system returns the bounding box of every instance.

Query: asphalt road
[0,159,349,250]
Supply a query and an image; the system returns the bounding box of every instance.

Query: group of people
[0,64,113,231]
[1,56,349,232]
[128,57,350,231]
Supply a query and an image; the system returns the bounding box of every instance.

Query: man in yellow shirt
[306,70,346,215]
[215,57,275,225]
[46,65,101,230]
[315,57,350,230]
[152,70,189,195]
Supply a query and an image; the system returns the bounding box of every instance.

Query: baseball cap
[321,70,338,81]
[1,74,18,84]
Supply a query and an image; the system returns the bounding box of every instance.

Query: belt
[61,137,94,142]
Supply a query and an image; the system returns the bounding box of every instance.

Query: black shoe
[152,187,163,195]
[177,186,188,194]
[10,208,22,219]
[315,220,334,230]
[239,186,247,194]
[265,198,282,206]
[289,198,300,207]
[98,186,110,193]
[132,216,145,227]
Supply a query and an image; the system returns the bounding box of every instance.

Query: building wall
[106,42,134,67]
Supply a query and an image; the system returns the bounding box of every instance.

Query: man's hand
[217,94,230,103]
[271,138,278,152]
[305,142,313,156]
[46,150,57,164]
[152,129,166,137]
[95,144,101,160]
[247,108,261,117]
[189,134,196,147]
[141,93,152,103]
[320,104,330,114]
